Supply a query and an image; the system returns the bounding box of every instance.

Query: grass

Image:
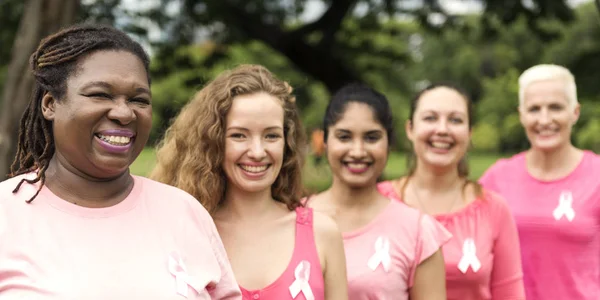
[131,148,505,193]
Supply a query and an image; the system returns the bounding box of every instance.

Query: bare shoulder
[312,210,342,240]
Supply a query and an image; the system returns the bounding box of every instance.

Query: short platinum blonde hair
[518,64,578,108]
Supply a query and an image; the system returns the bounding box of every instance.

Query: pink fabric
[0,173,241,299]
[480,150,600,300]
[339,199,451,300]
[239,206,324,300]
[378,181,525,300]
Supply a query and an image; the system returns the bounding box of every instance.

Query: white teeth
[537,130,557,136]
[240,165,268,173]
[431,142,451,149]
[98,134,131,146]
[347,163,368,169]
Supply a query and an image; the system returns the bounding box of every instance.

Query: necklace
[409,179,464,215]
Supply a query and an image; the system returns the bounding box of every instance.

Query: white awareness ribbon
[289,260,314,300]
[168,252,201,297]
[367,236,391,272]
[457,238,481,274]
[553,191,576,221]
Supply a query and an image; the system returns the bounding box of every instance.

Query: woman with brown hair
[377,83,525,299]
[151,64,348,300]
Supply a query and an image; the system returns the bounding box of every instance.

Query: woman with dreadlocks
[0,24,241,299]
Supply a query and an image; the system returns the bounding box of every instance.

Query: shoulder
[480,189,514,220]
[311,208,342,242]
[376,179,404,201]
[486,152,526,174]
[0,173,40,203]
[583,150,600,166]
[134,175,213,221]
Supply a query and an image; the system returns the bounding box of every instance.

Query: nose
[539,108,551,125]
[247,137,267,160]
[435,119,449,134]
[349,139,367,158]
[107,98,136,125]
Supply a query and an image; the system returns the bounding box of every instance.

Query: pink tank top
[239,206,324,300]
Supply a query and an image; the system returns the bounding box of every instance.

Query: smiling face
[222,92,285,193]
[326,102,389,188]
[520,79,580,152]
[407,87,471,172]
[42,50,152,179]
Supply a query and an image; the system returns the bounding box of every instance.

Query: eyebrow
[334,128,383,134]
[226,126,283,131]
[420,110,466,116]
[80,81,151,96]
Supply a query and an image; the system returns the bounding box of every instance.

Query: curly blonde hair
[150,64,306,214]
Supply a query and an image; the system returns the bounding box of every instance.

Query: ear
[41,92,57,121]
[518,105,526,127]
[572,103,581,125]
[405,119,414,141]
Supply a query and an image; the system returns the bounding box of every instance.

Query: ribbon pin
[367,236,391,272]
[553,191,576,221]
[168,252,200,298]
[457,238,481,274]
[289,260,314,300]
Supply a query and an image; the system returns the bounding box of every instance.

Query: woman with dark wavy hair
[151,64,348,300]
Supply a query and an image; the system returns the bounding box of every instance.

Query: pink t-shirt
[337,199,451,300]
[480,150,600,300]
[239,206,324,300]
[0,173,241,299]
[378,181,525,300]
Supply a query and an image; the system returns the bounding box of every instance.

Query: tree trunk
[0,0,79,180]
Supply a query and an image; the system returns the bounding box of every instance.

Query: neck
[526,143,583,179]
[410,163,462,194]
[220,184,282,221]
[45,155,133,208]
[327,176,382,209]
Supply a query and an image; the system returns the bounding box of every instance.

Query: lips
[428,140,454,150]
[239,164,270,173]
[96,134,132,146]
[535,128,559,137]
[343,161,372,173]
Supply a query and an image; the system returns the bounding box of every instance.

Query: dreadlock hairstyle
[9,23,150,203]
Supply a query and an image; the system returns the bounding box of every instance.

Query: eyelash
[87,93,150,104]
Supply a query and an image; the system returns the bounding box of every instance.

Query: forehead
[332,102,384,131]
[416,87,468,114]
[523,79,569,106]
[68,50,149,89]
[227,92,284,128]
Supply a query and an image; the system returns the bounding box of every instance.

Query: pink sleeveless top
[239,206,324,300]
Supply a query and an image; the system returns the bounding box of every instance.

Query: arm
[409,249,447,300]
[313,212,349,300]
[490,196,525,299]
[201,212,242,299]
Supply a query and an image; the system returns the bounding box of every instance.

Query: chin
[530,139,567,152]
[236,181,274,193]
[340,176,374,189]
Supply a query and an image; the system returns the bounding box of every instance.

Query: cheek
[325,141,347,162]
[224,141,244,162]
[371,146,389,166]
[267,141,285,162]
